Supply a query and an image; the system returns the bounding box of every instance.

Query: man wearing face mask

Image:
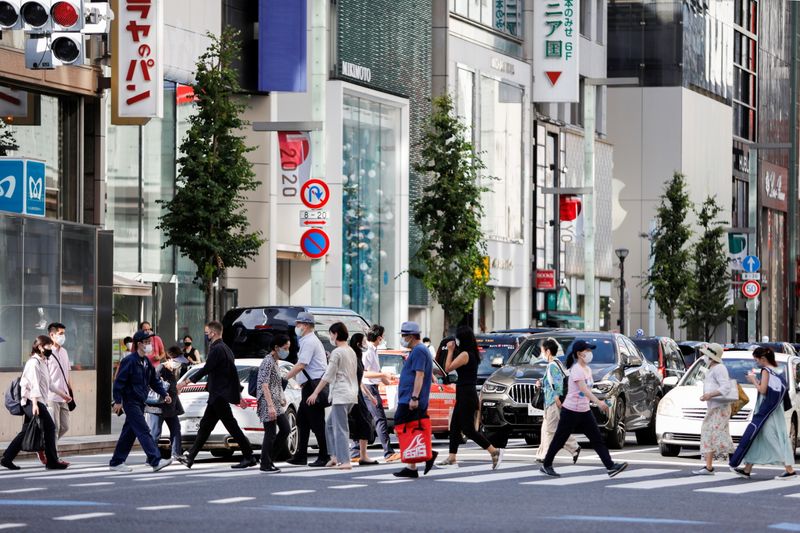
[46,322,74,457]
[284,312,330,467]
[139,321,166,366]
[109,330,173,472]
[177,321,257,469]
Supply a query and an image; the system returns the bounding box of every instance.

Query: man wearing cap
[109,330,173,473]
[392,321,438,478]
[176,321,258,470]
[285,311,330,467]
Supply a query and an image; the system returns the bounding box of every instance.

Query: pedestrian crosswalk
[3,457,800,497]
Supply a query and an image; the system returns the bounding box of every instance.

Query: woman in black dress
[348,333,378,465]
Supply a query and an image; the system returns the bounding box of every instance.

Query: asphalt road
[1,437,799,532]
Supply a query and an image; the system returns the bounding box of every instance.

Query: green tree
[158,29,263,323]
[646,172,693,338]
[680,196,735,341]
[0,119,18,156]
[410,95,493,332]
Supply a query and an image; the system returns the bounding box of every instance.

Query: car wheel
[210,449,234,458]
[605,398,626,450]
[659,441,680,457]
[635,396,660,445]
[524,435,539,446]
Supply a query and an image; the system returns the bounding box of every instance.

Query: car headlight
[657,397,681,417]
[482,381,508,394]
[592,381,615,394]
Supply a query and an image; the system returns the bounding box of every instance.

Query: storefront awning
[113,275,152,297]
[545,312,585,329]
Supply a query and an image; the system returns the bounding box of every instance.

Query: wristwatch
[411,396,419,401]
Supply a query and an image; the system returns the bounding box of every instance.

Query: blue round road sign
[300,228,330,259]
[743,255,760,273]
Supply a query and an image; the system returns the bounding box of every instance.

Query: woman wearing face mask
[437,326,504,469]
[730,346,797,479]
[347,333,379,465]
[256,334,291,473]
[182,336,201,365]
[539,340,628,478]
[1,336,70,470]
[535,338,581,464]
[692,343,735,475]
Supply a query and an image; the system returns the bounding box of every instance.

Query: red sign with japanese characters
[536,270,557,290]
[111,0,164,123]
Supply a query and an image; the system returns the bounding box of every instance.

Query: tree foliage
[410,95,493,332]
[679,196,735,341]
[0,119,18,156]
[158,28,263,322]
[646,172,693,338]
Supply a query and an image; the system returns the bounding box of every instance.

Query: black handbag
[303,370,331,407]
[21,415,45,452]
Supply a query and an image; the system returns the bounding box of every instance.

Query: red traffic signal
[51,0,81,30]
[559,195,582,222]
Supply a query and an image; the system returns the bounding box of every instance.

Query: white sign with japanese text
[111,0,164,124]
[533,0,580,103]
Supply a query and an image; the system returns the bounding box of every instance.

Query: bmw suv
[479,331,663,449]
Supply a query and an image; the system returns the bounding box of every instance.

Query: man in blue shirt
[393,321,437,478]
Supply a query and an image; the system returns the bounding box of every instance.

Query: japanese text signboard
[111,0,164,124]
[533,0,580,103]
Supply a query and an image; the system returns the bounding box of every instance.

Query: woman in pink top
[539,340,628,478]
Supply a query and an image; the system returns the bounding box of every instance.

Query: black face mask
[184,342,192,347]
[42,349,53,358]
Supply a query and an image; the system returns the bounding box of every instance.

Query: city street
[1,437,800,532]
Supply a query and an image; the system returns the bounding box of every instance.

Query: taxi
[377,349,456,438]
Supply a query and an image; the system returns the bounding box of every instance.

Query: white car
[157,358,302,461]
[656,350,800,456]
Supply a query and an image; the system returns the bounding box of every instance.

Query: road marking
[69,482,115,487]
[0,466,110,480]
[193,470,263,478]
[521,468,677,486]
[53,513,115,521]
[378,479,415,484]
[272,490,316,496]
[0,524,26,530]
[208,497,256,504]
[610,472,737,490]
[287,463,401,478]
[0,499,109,507]
[544,515,710,525]
[698,477,800,494]
[440,465,600,484]
[259,504,400,514]
[133,475,176,481]
[610,447,659,456]
[770,523,800,531]
[356,463,524,481]
[0,487,45,494]
[330,484,367,489]
[137,504,190,511]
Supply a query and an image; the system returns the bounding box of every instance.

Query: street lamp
[615,248,630,335]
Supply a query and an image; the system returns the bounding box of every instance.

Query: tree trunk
[204,277,214,326]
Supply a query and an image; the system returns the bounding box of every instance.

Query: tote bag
[21,415,45,452]
[395,416,433,464]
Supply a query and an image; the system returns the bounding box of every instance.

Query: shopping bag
[21,415,45,452]
[395,416,433,463]
[730,383,749,417]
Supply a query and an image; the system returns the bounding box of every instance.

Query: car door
[617,336,645,427]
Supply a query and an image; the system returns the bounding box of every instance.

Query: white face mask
[455,339,461,348]
[125,342,133,351]
[143,344,154,355]
[703,355,711,365]
[583,352,593,364]
[54,334,65,346]
[295,326,304,338]
[400,338,410,349]
[277,348,290,360]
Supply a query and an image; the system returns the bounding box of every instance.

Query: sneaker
[730,466,750,479]
[109,463,133,472]
[491,449,504,470]
[572,447,581,465]
[384,452,401,463]
[692,467,715,476]
[175,453,194,469]
[392,467,419,479]
[0,458,20,471]
[607,462,629,478]
[37,451,47,465]
[152,458,173,472]
[231,457,258,469]
[539,465,560,477]
[424,451,439,475]
[776,471,797,480]
[436,457,459,468]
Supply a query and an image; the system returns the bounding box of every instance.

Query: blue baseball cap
[132,330,152,344]
[295,312,316,325]
[400,321,421,335]
[572,340,597,353]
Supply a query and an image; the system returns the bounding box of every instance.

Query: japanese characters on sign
[111,0,164,124]
[533,0,580,103]
[760,161,788,212]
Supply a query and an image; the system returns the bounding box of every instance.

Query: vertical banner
[533,0,580,103]
[277,131,312,194]
[111,0,164,124]
[25,160,46,217]
[0,159,45,217]
[259,0,308,92]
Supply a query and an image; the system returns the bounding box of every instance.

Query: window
[595,0,604,43]
[451,0,522,38]
[580,0,591,38]
[456,67,475,143]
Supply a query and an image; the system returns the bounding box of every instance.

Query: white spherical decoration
[360,262,369,272]
[342,294,351,305]
[368,169,376,178]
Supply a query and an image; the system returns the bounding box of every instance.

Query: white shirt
[47,346,70,403]
[296,332,327,385]
[363,343,381,385]
[21,354,52,406]
[704,363,733,409]
[321,346,358,405]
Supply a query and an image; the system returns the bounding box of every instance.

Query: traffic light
[22,0,84,69]
[25,31,83,68]
[20,0,50,31]
[0,1,22,30]
[50,0,81,31]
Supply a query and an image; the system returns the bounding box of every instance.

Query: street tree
[646,172,693,338]
[158,29,263,323]
[410,94,493,332]
[0,119,18,156]
[680,196,735,341]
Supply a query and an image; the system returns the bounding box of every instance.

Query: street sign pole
[309,0,326,306]
[748,146,758,343]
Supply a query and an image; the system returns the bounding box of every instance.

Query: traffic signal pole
[309,0,326,306]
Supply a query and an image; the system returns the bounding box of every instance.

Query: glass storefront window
[0,216,23,368]
[106,114,140,272]
[342,93,401,324]
[480,76,523,241]
[456,67,475,143]
[451,0,522,38]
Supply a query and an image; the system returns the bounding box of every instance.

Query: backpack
[4,377,23,416]
[248,367,259,398]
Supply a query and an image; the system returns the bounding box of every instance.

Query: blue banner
[0,159,24,215]
[258,0,308,92]
[25,160,45,217]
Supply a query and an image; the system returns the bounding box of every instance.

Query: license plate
[183,417,202,431]
[528,405,544,416]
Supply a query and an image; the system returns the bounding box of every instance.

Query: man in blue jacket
[109,330,172,472]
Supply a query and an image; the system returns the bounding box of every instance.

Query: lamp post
[615,248,630,335]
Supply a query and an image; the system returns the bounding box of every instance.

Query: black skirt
[349,392,375,441]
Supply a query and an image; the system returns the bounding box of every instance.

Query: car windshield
[682,359,787,386]
[378,354,405,376]
[508,335,617,366]
[632,340,659,363]
[477,344,516,375]
[183,364,255,384]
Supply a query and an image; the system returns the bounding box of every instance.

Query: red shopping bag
[395,416,433,463]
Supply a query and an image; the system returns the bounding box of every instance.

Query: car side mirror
[491,357,504,368]
[663,376,679,387]
[625,355,642,367]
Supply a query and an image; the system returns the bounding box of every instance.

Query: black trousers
[3,402,59,464]
[293,381,329,462]
[449,386,492,454]
[188,396,253,459]
[261,413,290,468]
[543,407,614,469]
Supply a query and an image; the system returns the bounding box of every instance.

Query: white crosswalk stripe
[520,468,677,486]
[287,462,403,478]
[439,465,598,484]
[696,477,800,494]
[610,472,738,490]
[355,463,522,481]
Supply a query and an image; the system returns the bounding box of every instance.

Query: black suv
[480,331,663,449]
[221,306,371,361]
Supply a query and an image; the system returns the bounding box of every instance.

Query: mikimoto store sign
[111,0,164,124]
[533,0,579,103]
